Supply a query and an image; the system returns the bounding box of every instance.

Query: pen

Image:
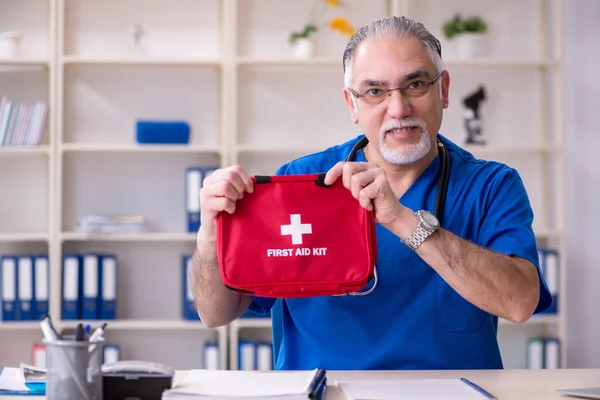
[40,315,62,341]
[88,322,107,344]
[88,322,107,352]
[461,377,497,400]
[75,323,85,341]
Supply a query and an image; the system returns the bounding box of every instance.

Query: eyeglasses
[348,70,445,106]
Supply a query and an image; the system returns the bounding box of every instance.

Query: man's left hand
[324,161,412,232]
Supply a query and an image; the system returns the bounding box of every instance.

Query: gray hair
[342,16,445,88]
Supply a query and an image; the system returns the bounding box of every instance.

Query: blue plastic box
[135,120,190,144]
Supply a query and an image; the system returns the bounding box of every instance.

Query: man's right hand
[192,165,255,327]
[199,165,255,223]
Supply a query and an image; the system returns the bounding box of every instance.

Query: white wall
[564,0,600,368]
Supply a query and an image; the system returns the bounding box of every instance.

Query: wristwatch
[402,210,440,250]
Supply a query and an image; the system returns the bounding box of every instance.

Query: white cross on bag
[280,214,312,245]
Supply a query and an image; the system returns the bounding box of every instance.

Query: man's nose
[386,89,411,119]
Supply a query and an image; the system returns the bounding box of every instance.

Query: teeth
[388,127,413,133]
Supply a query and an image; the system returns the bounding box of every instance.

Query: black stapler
[102,360,175,400]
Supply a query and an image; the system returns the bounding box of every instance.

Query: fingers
[349,169,378,210]
[209,166,254,197]
[326,161,386,211]
[324,161,374,186]
[324,161,345,185]
[357,173,388,211]
[200,165,254,217]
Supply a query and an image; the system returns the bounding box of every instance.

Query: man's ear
[441,70,450,109]
[343,88,359,124]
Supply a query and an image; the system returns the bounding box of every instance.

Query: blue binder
[203,342,220,370]
[540,249,559,314]
[62,254,82,320]
[103,344,121,364]
[82,254,100,320]
[182,255,200,320]
[17,256,34,321]
[186,167,203,233]
[238,340,257,370]
[99,254,118,320]
[1,256,17,321]
[33,255,49,320]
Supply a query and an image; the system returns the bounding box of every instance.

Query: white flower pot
[455,33,485,59]
[0,31,22,59]
[292,38,314,59]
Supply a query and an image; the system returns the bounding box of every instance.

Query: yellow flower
[330,17,355,37]
[324,0,340,7]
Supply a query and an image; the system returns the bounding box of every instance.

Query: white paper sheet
[336,379,492,400]
[0,367,30,392]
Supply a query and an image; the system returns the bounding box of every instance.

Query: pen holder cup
[44,339,104,400]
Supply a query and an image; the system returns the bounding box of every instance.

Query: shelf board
[60,319,216,331]
[61,143,221,154]
[467,145,555,156]
[499,314,559,326]
[0,321,41,331]
[236,143,332,154]
[61,232,197,242]
[0,59,49,70]
[444,59,556,68]
[231,318,272,329]
[62,56,221,67]
[0,233,49,242]
[0,146,50,155]
[237,57,340,67]
[535,229,561,238]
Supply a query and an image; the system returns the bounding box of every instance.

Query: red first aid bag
[216,173,377,298]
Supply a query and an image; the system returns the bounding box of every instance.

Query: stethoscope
[335,135,450,297]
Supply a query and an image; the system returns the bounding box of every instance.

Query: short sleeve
[477,167,552,314]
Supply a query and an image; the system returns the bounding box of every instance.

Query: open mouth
[386,125,420,139]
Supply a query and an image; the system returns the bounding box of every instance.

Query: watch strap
[402,211,438,250]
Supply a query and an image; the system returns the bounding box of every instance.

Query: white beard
[378,118,431,165]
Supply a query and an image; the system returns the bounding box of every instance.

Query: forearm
[190,223,251,327]
[392,211,540,323]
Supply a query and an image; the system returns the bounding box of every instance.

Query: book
[162,368,326,400]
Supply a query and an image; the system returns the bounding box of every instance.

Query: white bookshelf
[0,0,56,367]
[0,0,565,371]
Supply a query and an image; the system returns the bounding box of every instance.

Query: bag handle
[253,173,331,187]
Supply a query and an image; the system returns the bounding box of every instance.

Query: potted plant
[289,0,355,59]
[442,13,488,59]
[0,31,22,59]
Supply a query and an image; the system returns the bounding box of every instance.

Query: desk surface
[3,368,599,399]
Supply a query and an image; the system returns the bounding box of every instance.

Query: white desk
[3,368,599,399]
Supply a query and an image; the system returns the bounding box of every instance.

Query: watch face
[420,211,440,229]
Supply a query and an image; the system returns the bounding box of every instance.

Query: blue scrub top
[248,133,552,370]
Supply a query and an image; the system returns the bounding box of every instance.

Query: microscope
[463,86,487,145]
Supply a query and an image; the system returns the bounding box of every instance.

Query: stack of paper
[76,214,148,234]
[336,379,494,400]
[162,368,326,400]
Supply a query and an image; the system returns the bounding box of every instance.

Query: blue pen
[461,378,497,400]
[75,323,85,341]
